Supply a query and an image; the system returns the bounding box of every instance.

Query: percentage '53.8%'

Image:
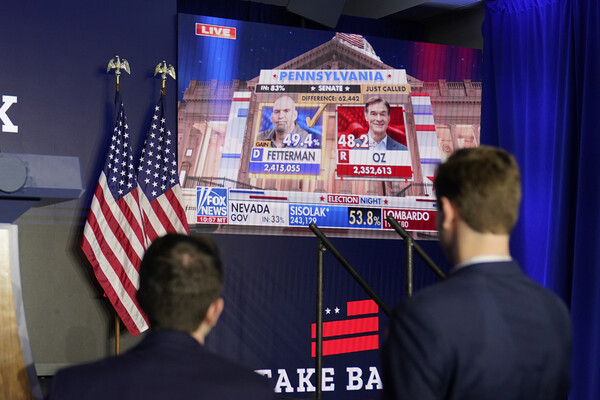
[348,208,382,228]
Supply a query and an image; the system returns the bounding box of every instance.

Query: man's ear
[439,196,457,231]
[205,297,224,328]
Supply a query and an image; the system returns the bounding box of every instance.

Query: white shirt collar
[452,255,513,273]
[368,133,387,150]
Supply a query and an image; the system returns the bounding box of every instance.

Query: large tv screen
[178,15,482,239]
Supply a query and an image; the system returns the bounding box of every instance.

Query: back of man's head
[434,146,521,234]
[137,234,223,333]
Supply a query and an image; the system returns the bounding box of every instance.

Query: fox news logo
[196,187,228,223]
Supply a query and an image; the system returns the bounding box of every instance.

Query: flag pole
[115,314,121,354]
[154,60,176,95]
[107,55,130,93]
[106,55,131,355]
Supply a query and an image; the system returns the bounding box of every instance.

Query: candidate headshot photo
[256,95,309,148]
[357,96,407,151]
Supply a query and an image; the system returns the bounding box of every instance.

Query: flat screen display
[178,15,482,239]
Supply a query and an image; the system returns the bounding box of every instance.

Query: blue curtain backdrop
[481,0,600,398]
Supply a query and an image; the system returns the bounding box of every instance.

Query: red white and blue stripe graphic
[218,91,251,187]
[411,93,441,183]
[311,299,379,357]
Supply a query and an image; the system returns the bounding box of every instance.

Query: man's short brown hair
[364,96,390,115]
[434,146,521,234]
[137,234,223,332]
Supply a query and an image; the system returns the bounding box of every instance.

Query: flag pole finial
[107,56,131,92]
[154,61,176,95]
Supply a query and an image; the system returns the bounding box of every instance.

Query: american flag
[311,299,379,357]
[137,95,189,243]
[81,92,149,335]
[336,32,365,49]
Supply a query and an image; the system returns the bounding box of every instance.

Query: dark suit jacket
[46,330,275,400]
[385,136,407,151]
[381,261,571,400]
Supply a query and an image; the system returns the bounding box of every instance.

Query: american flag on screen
[311,299,380,357]
[336,32,365,49]
[81,92,149,335]
[136,95,189,243]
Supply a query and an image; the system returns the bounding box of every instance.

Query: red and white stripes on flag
[82,93,189,335]
[81,93,149,335]
[136,95,189,244]
[336,32,365,49]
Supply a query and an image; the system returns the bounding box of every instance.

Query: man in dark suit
[381,146,571,400]
[47,234,275,400]
[356,97,407,151]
